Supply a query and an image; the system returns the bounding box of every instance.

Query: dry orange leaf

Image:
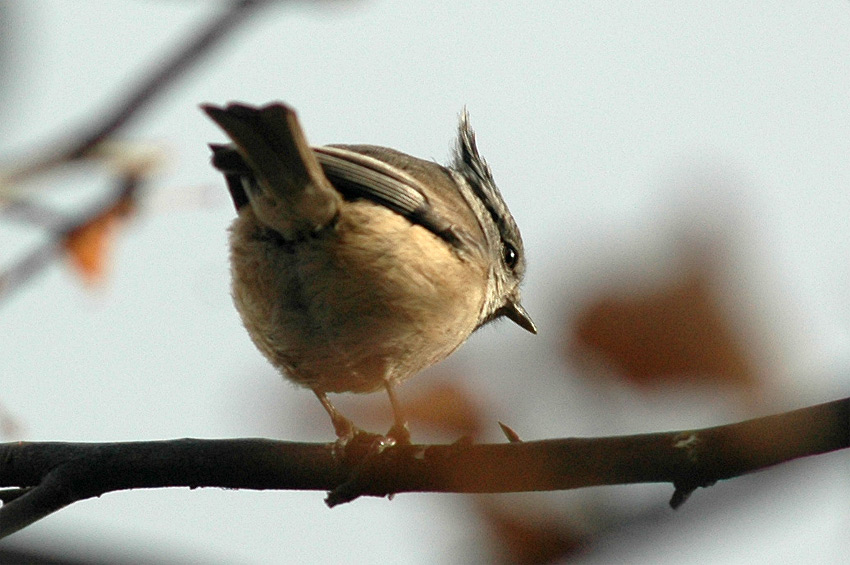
[62,194,135,284]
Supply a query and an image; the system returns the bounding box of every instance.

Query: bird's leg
[314,390,357,444]
[385,381,411,445]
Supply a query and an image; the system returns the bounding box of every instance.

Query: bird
[203,102,535,444]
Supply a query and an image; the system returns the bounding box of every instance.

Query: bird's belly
[230,201,487,394]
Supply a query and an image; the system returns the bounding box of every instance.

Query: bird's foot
[386,422,411,446]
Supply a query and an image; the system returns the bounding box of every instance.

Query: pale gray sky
[2,2,849,563]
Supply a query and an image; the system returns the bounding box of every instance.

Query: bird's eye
[503,242,519,270]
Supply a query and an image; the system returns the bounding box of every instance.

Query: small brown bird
[204,102,534,443]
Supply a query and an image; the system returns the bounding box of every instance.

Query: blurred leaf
[478,501,586,564]
[0,401,22,439]
[404,379,485,438]
[349,377,487,440]
[571,271,756,391]
[62,189,135,284]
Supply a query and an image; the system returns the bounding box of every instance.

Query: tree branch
[3,0,271,185]
[0,397,847,539]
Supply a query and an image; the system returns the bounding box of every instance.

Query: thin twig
[498,421,523,443]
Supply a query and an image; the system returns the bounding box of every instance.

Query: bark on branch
[0,397,847,539]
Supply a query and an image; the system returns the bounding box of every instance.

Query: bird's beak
[503,301,537,334]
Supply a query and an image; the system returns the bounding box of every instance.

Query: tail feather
[203,103,340,238]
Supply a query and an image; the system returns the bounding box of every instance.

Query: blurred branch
[0,0,270,300]
[3,0,270,185]
[0,171,141,301]
[0,397,847,539]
